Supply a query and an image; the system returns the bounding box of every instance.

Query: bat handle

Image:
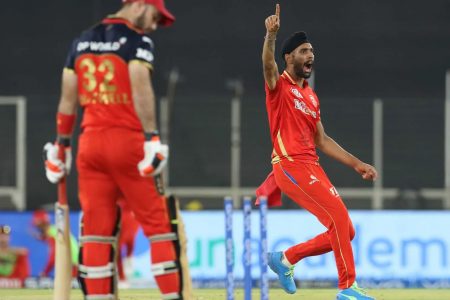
[57,142,68,205]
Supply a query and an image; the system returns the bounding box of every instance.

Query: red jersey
[64,16,155,131]
[0,248,30,287]
[265,71,321,164]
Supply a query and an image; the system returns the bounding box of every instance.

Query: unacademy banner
[1,210,449,287]
[194,211,450,280]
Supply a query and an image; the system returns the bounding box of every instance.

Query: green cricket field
[0,289,449,300]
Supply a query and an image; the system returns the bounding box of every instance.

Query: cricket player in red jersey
[31,210,78,277]
[0,225,30,288]
[43,1,188,299]
[262,4,376,300]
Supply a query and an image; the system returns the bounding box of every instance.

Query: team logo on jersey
[136,48,154,63]
[309,175,319,185]
[290,87,303,98]
[294,99,317,119]
[309,94,318,108]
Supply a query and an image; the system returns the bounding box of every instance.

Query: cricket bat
[166,195,193,299]
[53,146,72,300]
[175,198,193,300]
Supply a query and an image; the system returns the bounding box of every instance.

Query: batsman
[43,0,191,299]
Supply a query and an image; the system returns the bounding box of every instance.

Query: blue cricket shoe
[336,282,375,300]
[267,251,296,294]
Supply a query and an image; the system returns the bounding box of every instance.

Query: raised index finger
[275,3,280,17]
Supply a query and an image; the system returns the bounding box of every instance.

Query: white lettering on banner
[77,41,121,52]
[136,48,154,63]
[294,99,317,118]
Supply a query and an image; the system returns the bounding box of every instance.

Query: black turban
[281,31,309,61]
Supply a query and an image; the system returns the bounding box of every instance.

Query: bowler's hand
[265,4,280,34]
[354,162,378,181]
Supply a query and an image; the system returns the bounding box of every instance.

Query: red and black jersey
[64,16,155,131]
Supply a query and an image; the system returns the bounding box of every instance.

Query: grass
[0,288,449,300]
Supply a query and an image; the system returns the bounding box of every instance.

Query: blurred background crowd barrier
[1,91,449,210]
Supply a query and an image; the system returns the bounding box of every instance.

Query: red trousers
[77,127,178,295]
[117,198,139,281]
[273,160,356,289]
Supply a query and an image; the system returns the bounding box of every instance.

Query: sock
[281,252,293,267]
[151,241,180,296]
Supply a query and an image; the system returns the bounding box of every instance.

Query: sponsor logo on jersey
[294,99,317,119]
[290,87,303,98]
[309,175,319,185]
[77,41,121,52]
[309,94,318,108]
[136,48,154,63]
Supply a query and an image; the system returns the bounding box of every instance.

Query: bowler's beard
[293,61,311,79]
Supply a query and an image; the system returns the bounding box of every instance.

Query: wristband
[57,112,76,135]
[144,130,160,141]
[57,136,71,147]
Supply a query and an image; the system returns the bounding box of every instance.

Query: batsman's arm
[315,121,378,181]
[57,69,78,140]
[130,62,169,177]
[129,62,157,133]
[262,3,281,90]
[43,69,77,184]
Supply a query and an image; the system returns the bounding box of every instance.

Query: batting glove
[43,141,72,184]
[137,134,169,177]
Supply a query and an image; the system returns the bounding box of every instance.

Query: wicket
[224,196,269,300]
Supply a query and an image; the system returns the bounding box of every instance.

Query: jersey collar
[281,70,309,88]
[102,15,144,34]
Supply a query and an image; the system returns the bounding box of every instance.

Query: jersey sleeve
[63,38,79,72]
[264,77,282,102]
[129,35,155,70]
[264,76,282,106]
